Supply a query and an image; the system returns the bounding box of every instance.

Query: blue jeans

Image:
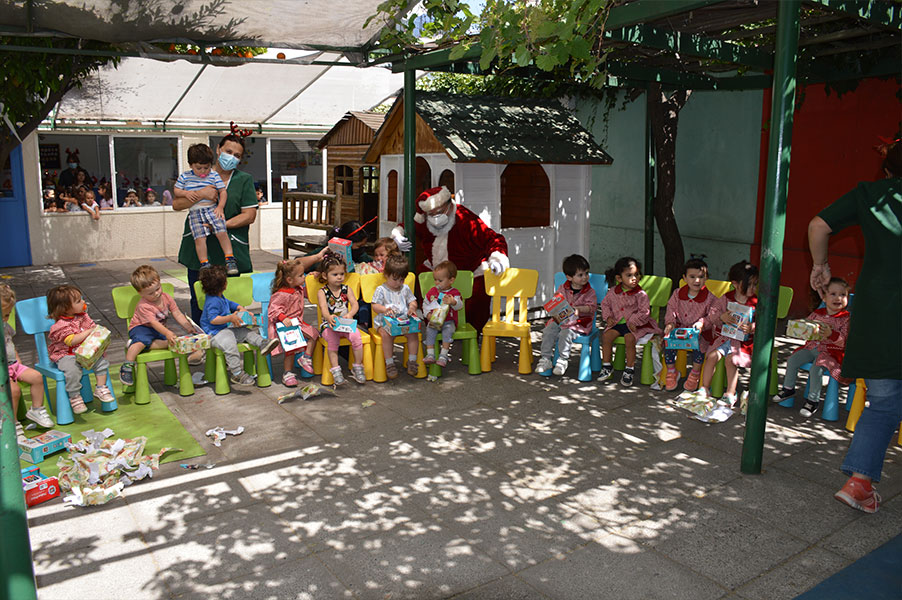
[841,378,902,482]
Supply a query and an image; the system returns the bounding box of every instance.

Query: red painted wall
[752,77,901,317]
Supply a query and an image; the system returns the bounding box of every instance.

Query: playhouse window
[438,169,455,193]
[113,136,178,207]
[334,165,354,196]
[415,157,431,196]
[387,170,398,221]
[500,164,550,228]
[361,166,379,194]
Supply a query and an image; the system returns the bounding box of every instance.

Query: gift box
[786,318,825,341]
[327,237,355,272]
[277,318,307,352]
[383,315,422,336]
[544,294,575,324]
[19,430,71,464]
[721,302,755,341]
[168,332,211,354]
[74,325,111,369]
[230,310,258,328]
[665,327,699,350]
[21,466,61,507]
[427,304,450,330]
[331,316,357,334]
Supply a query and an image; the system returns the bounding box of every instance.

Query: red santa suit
[395,187,509,331]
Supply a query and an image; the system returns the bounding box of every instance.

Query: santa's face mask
[428,213,450,228]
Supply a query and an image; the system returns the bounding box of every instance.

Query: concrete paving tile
[817,498,902,561]
[333,424,474,477]
[372,373,485,421]
[317,522,509,600]
[169,554,354,599]
[150,505,309,595]
[238,446,371,497]
[34,552,163,600]
[705,468,859,544]
[449,574,551,599]
[734,546,851,600]
[437,495,605,571]
[284,389,413,440]
[516,532,725,600]
[612,497,808,591]
[684,417,823,467]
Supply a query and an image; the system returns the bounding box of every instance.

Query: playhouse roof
[365,92,614,165]
[317,111,386,148]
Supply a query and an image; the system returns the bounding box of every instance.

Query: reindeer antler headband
[229,121,253,139]
[875,135,901,158]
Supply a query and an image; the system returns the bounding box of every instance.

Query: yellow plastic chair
[194,275,272,394]
[674,278,733,376]
[111,283,194,404]
[480,268,539,375]
[610,275,672,385]
[418,270,481,377]
[359,272,426,382]
[845,379,902,446]
[305,273,374,385]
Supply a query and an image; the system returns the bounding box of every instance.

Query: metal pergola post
[741,0,802,474]
[403,66,417,270]
[644,88,656,274]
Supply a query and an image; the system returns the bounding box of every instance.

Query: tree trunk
[647,83,692,287]
[0,78,75,173]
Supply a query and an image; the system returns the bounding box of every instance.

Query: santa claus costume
[394,187,509,332]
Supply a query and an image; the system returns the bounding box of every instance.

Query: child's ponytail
[727,260,759,296]
[605,256,641,286]
[272,258,303,292]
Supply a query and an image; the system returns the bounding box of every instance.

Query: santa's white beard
[425,204,456,237]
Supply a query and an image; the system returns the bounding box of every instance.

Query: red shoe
[665,368,680,391]
[834,477,880,514]
[683,368,701,392]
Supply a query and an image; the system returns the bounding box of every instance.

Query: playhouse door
[0,146,32,267]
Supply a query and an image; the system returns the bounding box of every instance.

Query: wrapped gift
[74,325,111,369]
[331,316,357,334]
[276,318,307,352]
[19,430,71,464]
[786,318,825,341]
[327,237,354,272]
[666,327,699,350]
[169,332,211,354]
[21,466,61,507]
[383,315,422,336]
[721,302,755,341]
[427,304,450,330]
[544,293,575,324]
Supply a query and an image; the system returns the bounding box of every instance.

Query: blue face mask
[218,152,239,171]
[68,162,78,169]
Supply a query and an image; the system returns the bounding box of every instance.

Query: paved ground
[4,253,901,600]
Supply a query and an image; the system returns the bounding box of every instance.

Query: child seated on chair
[662,258,717,392]
[268,258,319,388]
[46,285,114,414]
[173,143,239,276]
[599,256,662,387]
[423,260,464,368]
[537,254,598,377]
[315,252,366,386]
[355,237,400,275]
[200,265,279,387]
[120,265,204,386]
[1,284,53,440]
[698,260,759,407]
[372,254,420,380]
[773,277,851,417]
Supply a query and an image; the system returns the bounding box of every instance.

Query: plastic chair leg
[676,350,688,377]
[244,351,256,377]
[844,382,856,411]
[54,378,74,426]
[845,379,866,432]
[363,341,374,380]
[590,336,602,373]
[465,340,480,375]
[321,346,334,385]
[80,372,93,406]
[613,344,626,370]
[640,342,655,385]
[164,358,177,386]
[822,377,840,421]
[312,344,323,375]
[518,336,532,374]
[204,352,216,382]
[373,338,387,383]
[415,339,427,378]
[177,354,194,397]
[577,345,593,382]
[135,362,151,405]
[256,350,271,387]
[213,351,231,395]
[489,337,496,362]
[710,358,726,398]
[480,336,494,372]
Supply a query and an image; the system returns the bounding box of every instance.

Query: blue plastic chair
[250,271,313,379]
[15,296,117,425]
[539,272,607,381]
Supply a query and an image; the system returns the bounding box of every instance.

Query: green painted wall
[574,88,763,281]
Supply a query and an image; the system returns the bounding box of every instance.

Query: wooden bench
[282,185,341,259]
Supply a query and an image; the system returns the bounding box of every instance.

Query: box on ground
[21,465,61,506]
[19,430,71,464]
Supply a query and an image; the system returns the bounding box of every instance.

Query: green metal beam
[403,67,417,271]
[390,45,482,73]
[605,0,729,30]
[606,24,773,70]
[807,0,902,30]
[742,0,802,475]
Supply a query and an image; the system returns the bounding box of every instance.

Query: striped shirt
[175,169,225,210]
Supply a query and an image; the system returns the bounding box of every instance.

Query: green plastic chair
[194,275,272,394]
[709,285,793,397]
[418,270,481,377]
[611,274,673,384]
[112,283,194,404]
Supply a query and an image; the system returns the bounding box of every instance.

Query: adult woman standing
[809,140,902,514]
[173,133,258,322]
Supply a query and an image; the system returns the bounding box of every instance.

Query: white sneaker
[25,406,54,428]
[536,357,553,373]
[552,359,568,376]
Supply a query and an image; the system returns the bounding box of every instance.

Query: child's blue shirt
[201,295,239,335]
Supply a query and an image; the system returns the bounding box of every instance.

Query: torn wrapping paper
[57,429,177,507]
[786,318,826,341]
[277,383,336,404]
[205,426,245,447]
[74,325,111,369]
[693,404,734,423]
[671,391,717,417]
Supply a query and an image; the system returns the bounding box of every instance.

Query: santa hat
[414,186,452,224]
